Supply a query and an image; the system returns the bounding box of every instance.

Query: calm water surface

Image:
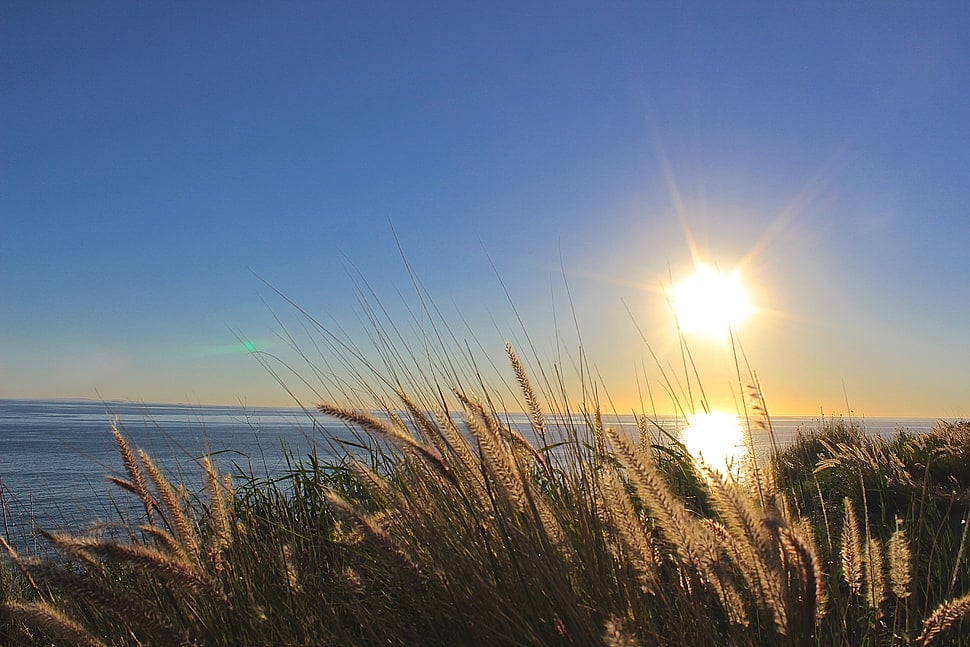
[0,399,945,553]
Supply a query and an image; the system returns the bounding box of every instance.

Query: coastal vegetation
[0,277,967,645]
[1,346,968,645]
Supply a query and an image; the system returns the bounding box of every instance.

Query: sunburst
[669,265,753,340]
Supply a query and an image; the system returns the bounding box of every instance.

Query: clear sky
[2,3,968,417]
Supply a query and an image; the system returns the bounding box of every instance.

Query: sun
[670,265,753,339]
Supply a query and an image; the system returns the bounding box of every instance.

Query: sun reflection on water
[680,411,748,473]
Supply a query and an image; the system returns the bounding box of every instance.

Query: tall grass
[2,359,968,644]
[774,419,970,644]
[1,273,968,645]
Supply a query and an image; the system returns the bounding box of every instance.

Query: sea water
[0,398,944,553]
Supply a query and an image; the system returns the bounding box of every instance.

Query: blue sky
[2,2,968,416]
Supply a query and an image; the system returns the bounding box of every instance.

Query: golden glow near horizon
[670,265,753,340]
[680,411,746,472]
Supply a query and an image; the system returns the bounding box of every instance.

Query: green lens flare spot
[197,340,264,357]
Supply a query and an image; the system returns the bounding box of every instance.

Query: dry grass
[776,420,970,645]
[0,344,967,645]
[917,593,970,645]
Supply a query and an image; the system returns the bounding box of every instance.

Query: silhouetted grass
[2,379,967,645]
[1,267,968,646]
[773,419,970,644]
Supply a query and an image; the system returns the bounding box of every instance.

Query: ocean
[0,398,946,553]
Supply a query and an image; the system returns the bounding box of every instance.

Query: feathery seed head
[4,601,107,647]
[917,593,970,645]
[841,497,864,595]
[888,518,912,599]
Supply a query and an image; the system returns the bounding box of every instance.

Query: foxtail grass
[1,344,968,645]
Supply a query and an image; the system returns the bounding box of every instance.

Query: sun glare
[670,265,753,339]
[680,411,746,472]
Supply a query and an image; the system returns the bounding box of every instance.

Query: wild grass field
[1,347,967,645]
[1,281,968,645]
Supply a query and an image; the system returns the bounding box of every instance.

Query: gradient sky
[2,3,968,417]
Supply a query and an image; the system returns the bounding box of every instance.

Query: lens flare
[199,341,261,357]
